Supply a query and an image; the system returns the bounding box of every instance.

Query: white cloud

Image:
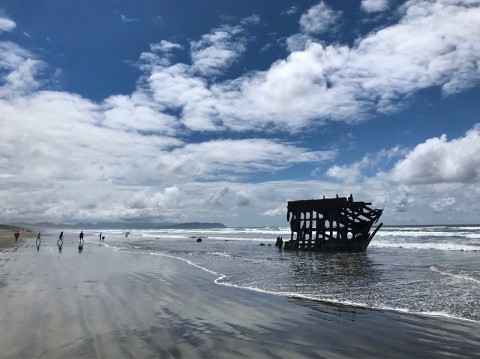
[240,14,261,26]
[190,25,247,76]
[0,40,339,224]
[138,42,184,69]
[228,0,480,128]
[299,2,342,35]
[129,1,480,133]
[0,17,16,33]
[0,42,43,97]
[147,64,218,131]
[430,197,456,213]
[361,0,390,13]
[120,14,137,23]
[2,4,480,225]
[282,6,298,16]
[150,40,183,53]
[102,93,178,134]
[155,139,336,180]
[262,206,285,216]
[285,33,314,52]
[326,164,362,184]
[391,125,480,184]
[326,146,406,183]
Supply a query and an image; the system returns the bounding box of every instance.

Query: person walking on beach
[57,231,64,251]
[36,232,41,251]
[78,231,84,252]
[14,231,19,241]
[99,232,102,241]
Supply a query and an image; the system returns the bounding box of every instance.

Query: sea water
[84,225,480,322]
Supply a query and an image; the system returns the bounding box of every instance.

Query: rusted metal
[284,194,383,252]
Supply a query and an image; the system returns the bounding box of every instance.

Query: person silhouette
[36,233,41,251]
[78,231,84,252]
[57,231,64,244]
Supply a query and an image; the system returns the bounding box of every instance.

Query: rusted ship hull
[283,195,383,252]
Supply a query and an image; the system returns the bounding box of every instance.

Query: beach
[0,225,35,249]
[0,230,479,358]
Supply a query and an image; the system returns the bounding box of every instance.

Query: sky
[0,0,479,227]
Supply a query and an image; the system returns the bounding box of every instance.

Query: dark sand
[0,235,479,358]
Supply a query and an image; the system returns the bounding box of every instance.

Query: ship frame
[284,195,383,252]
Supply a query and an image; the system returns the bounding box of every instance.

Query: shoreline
[1,237,478,357]
[145,250,480,325]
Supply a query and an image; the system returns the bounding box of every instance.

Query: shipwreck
[278,194,383,252]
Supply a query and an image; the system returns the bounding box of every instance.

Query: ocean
[81,225,480,323]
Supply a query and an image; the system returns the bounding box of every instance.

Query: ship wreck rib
[285,194,383,252]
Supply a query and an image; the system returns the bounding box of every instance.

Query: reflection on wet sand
[0,235,479,358]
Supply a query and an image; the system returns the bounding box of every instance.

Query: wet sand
[0,234,479,358]
[0,225,35,249]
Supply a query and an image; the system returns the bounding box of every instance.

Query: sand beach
[0,225,36,249]
[0,229,479,358]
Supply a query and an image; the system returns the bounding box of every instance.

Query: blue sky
[0,0,479,226]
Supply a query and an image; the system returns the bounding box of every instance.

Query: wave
[212,252,232,257]
[140,234,188,239]
[430,266,480,284]
[176,252,480,323]
[385,226,480,231]
[370,241,480,251]
[94,242,479,324]
[378,230,480,239]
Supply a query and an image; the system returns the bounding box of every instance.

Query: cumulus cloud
[361,0,390,13]
[112,1,480,133]
[326,164,362,184]
[155,139,336,180]
[0,42,44,97]
[391,125,480,184]
[0,88,338,223]
[2,3,480,225]
[299,2,343,35]
[430,197,456,213]
[326,146,407,183]
[150,41,183,53]
[0,37,338,224]
[190,25,247,76]
[0,17,16,33]
[147,64,218,130]
[138,41,184,69]
[141,0,480,132]
[262,206,285,216]
[102,93,178,134]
